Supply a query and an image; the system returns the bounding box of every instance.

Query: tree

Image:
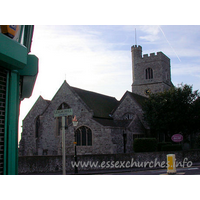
[143,84,200,141]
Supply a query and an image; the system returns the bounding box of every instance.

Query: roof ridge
[71,86,118,100]
[71,86,119,118]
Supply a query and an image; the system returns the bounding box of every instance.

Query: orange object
[1,25,19,38]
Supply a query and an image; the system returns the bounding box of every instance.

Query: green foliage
[161,144,182,151]
[133,138,157,152]
[157,142,172,151]
[143,84,200,140]
[195,135,200,149]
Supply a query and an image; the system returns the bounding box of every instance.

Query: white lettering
[70,158,193,170]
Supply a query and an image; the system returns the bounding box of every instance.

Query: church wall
[19,150,200,174]
[112,93,146,153]
[20,82,118,156]
[132,83,168,97]
[112,93,143,120]
[37,117,117,155]
[126,116,147,153]
[19,96,50,156]
[110,127,124,154]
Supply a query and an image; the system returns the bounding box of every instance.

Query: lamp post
[72,116,78,174]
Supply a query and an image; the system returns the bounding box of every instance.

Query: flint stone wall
[18,150,200,174]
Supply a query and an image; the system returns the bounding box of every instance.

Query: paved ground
[105,166,200,175]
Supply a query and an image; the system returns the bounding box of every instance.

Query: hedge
[157,142,172,151]
[133,138,157,152]
[161,144,182,151]
[195,135,200,149]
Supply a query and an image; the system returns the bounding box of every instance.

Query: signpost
[54,108,73,175]
[54,108,73,117]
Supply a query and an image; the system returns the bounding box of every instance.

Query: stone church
[19,45,173,156]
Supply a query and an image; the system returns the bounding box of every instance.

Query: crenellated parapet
[131,45,142,51]
[131,45,170,65]
[142,51,170,64]
[131,45,173,97]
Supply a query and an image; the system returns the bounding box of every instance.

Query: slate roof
[71,87,119,119]
[92,118,132,127]
[71,87,148,127]
[110,91,147,115]
[47,81,148,128]
[128,91,147,107]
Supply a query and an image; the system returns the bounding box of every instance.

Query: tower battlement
[131,45,173,97]
[131,46,170,65]
[131,45,142,51]
[142,51,170,64]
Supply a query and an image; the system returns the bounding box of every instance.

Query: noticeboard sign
[171,134,183,143]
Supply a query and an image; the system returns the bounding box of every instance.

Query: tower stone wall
[131,45,173,97]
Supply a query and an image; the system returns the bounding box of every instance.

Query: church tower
[131,45,173,97]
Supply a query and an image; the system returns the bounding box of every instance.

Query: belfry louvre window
[75,126,92,146]
[55,103,72,136]
[0,67,7,175]
[145,68,153,79]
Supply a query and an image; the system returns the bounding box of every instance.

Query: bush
[157,142,172,151]
[133,138,157,152]
[195,135,200,149]
[161,144,182,151]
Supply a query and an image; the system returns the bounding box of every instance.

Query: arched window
[122,113,134,120]
[75,126,92,146]
[145,68,153,79]
[55,103,72,136]
[35,116,40,138]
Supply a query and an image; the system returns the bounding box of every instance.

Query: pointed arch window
[55,102,72,136]
[122,113,134,120]
[145,68,153,79]
[75,126,92,146]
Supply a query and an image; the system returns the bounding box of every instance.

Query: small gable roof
[24,95,50,120]
[71,87,119,119]
[127,91,147,107]
[111,91,147,115]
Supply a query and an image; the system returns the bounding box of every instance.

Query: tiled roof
[71,87,119,119]
[93,117,131,127]
[128,92,147,107]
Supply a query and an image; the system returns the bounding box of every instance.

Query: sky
[18,25,200,141]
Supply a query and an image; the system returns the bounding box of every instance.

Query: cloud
[171,62,200,83]
[139,25,160,42]
[22,25,133,130]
